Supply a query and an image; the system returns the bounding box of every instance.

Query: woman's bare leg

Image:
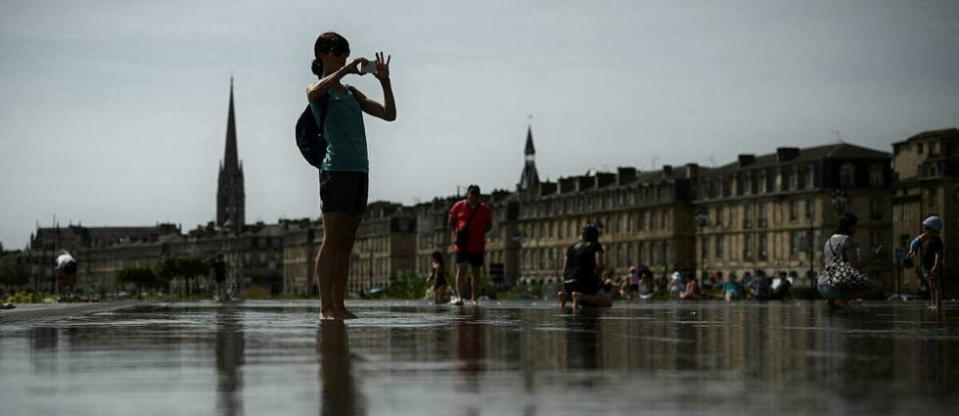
[454,263,468,305]
[317,212,363,320]
[469,265,481,305]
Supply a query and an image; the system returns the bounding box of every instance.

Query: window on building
[789,168,799,190]
[870,198,882,220]
[743,205,753,229]
[665,241,674,265]
[928,189,938,209]
[743,234,753,260]
[715,235,724,259]
[805,198,814,221]
[701,236,710,259]
[790,231,801,255]
[758,204,767,227]
[758,233,767,260]
[758,171,767,193]
[789,200,799,221]
[869,164,884,187]
[917,142,924,154]
[840,163,855,187]
[722,178,731,197]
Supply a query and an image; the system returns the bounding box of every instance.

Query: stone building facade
[347,201,417,294]
[892,128,959,291]
[694,145,893,285]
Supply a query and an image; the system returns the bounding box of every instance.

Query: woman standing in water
[817,213,882,310]
[307,32,396,319]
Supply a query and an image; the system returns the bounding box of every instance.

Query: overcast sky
[1,0,957,249]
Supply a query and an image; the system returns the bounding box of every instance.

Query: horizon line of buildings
[2,81,956,297]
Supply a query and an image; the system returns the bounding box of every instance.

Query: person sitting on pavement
[621,266,641,300]
[558,224,612,310]
[716,273,744,301]
[679,275,705,300]
[667,271,685,298]
[637,267,655,300]
[770,272,793,300]
[747,271,772,300]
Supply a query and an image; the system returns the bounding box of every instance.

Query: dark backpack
[295,94,329,169]
[294,86,357,169]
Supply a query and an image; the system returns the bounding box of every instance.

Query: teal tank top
[308,85,369,172]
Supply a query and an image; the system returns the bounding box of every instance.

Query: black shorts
[433,275,447,289]
[320,170,368,214]
[563,278,600,296]
[454,251,484,267]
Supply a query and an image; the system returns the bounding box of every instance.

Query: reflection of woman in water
[307,32,396,320]
[318,321,365,416]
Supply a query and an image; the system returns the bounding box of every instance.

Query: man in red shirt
[448,185,492,305]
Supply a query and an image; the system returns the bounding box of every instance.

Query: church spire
[223,77,238,170]
[518,123,540,192]
[217,77,245,233]
[524,125,535,156]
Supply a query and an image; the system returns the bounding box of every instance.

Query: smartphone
[360,61,376,75]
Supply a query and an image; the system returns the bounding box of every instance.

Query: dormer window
[840,163,855,187]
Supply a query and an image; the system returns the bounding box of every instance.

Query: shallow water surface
[1,300,957,416]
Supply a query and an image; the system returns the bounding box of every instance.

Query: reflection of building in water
[215,309,245,416]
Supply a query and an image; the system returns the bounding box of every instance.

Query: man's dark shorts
[320,171,368,214]
[563,278,600,296]
[455,251,484,267]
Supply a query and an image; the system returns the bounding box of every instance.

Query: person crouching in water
[55,250,78,301]
[427,250,449,304]
[558,224,612,310]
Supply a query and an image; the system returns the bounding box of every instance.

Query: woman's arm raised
[354,52,396,121]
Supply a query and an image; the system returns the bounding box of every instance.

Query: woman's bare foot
[335,307,358,320]
[558,291,569,309]
[320,308,338,320]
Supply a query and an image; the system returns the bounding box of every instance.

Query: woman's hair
[311,32,349,78]
[466,184,481,195]
[835,212,859,235]
[430,250,445,266]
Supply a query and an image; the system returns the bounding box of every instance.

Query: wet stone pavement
[1,300,957,416]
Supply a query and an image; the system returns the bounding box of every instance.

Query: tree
[158,257,211,295]
[1,264,30,292]
[116,267,157,298]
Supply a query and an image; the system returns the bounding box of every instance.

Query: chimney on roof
[539,181,557,196]
[596,172,616,187]
[576,175,595,191]
[662,165,673,177]
[738,154,756,167]
[617,167,637,185]
[685,163,699,178]
[776,147,800,162]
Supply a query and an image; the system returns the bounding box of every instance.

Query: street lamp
[695,207,708,286]
[830,188,847,215]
